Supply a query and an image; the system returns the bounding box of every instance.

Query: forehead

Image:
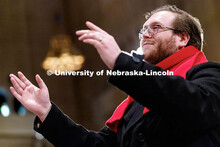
[143,11,176,27]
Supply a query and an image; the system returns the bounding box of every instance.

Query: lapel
[123,101,145,135]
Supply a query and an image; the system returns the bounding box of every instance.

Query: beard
[143,36,179,64]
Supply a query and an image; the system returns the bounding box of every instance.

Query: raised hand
[76,21,121,69]
[9,72,51,122]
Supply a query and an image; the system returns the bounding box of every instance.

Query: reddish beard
[144,36,178,64]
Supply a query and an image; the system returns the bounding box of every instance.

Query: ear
[177,32,190,49]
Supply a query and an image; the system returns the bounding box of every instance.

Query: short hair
[145,5,204,51]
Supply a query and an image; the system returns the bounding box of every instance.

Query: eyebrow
[143,21,164,28]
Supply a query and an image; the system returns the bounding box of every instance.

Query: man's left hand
[76,21,121,69]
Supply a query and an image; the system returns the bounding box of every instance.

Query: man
[9,5,220,147]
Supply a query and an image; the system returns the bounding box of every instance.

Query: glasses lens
[139,26,156,39]
[139,28,144,40]
[149,26,158,36]
[139,33,142,40]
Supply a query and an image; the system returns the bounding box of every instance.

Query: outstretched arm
[9,72,51,122]
[9,72,117,146]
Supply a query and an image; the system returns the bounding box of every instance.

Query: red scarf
[105,46,208,133]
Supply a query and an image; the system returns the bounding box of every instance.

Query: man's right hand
[9,72,51,122]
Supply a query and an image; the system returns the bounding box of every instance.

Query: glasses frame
[139,25,178,40]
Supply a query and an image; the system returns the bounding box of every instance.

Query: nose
[142,29,151,38]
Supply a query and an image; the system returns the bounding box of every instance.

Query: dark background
[0,0,219,146]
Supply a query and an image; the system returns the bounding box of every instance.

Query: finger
[10,86,21,100]
[78,32,101,41]
[75,30,91,36]
[17,71,32,86]
[10,77,24,95]
[9,74,26,90]
[82,39,101,48]
[86,21,106,33]
[35,74,47,90]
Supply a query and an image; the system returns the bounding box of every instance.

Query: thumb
[35,74,47,90]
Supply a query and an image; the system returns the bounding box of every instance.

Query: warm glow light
[42,34,85,73]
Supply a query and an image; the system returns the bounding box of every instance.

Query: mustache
[142,39,155,45]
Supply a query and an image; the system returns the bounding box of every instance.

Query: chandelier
[42,34,85,73]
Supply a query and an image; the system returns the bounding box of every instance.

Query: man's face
[140,11,180,64]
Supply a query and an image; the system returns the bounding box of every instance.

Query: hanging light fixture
[42,34,85,73]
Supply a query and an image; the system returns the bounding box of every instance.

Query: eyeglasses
[139,25,178,39]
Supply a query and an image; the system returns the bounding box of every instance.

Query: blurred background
[0,0,220,146]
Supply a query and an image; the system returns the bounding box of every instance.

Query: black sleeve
[34,103,117,147]
[108,52,220,128]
